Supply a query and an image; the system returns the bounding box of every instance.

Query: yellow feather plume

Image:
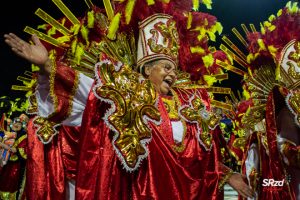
[257,39,267,51]
[31,64,40,72]
[203,75,217,86]
[242,86,250,100]
[267,45,278,58]
[202,54,214,68]
[202,0,212,9]
[81,26,90,45]
[275,64,281,81]
[125,0,136,24]
[187,12,192,29]
[71,38,78,54]
[75,43,85,64]
[147,0,155,6]
[192,0,199,11]
[87,10,95,28]
[107,13,121,40]
[277,9,283,17]
[103,0,115,20]
[190,46,205,54]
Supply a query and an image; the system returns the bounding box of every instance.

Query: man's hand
[228,173,255,199]
[4,33,50,73]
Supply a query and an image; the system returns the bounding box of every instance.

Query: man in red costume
[237,3,300,199]
[4,1,254,199]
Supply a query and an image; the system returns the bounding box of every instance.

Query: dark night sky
[0,0,290,99]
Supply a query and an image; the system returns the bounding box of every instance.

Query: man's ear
[144,65,151,76]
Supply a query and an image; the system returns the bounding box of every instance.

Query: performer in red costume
[230,2,300,199]
[0,115,27,200]
[4,0,254,199]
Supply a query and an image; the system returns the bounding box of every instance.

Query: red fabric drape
[240,89,296,200]
[26,118,80,200]
[75,91,224,200]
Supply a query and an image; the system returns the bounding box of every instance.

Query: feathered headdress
[246,1,300,87]
[25,0,227,83]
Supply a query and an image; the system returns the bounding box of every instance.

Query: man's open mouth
[163,78,173,87]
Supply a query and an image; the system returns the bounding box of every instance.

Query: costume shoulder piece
[216,2,300,130]
[93,59,160,171]
[175,86,221,150]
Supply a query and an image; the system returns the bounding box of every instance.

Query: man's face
[145,60,177,95]
[6,119,12,126]
[19,114,29,123]
[12,118,22,132]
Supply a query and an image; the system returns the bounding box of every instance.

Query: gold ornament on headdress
[147,19,180,62]
[136,14,180,67]
[286,41,300,80]
[286,90,300,126]
[278,40,300,89]
[288,41,300,66]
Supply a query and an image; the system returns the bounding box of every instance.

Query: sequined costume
[218,2,300,199]
[0,127,27,200]
[0,131,16,166]
[18,0,238,199]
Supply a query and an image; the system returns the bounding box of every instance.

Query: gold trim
[67,71,80,118]
[222,35,247,63]
[206,87,231,94]
[171,90,187,153]
[249,24,257,32]
[12,135,27,148]
[33,117,58,143]
[241,24,250,35]
[216,59,246,76]
[138,13,172,28]
[17,76,31,82]
[210,73,229,81]
[218,170,234,190]
[103,0,114,20]
[18,148,27,160]
[27,94,38,114]
[231,28,248,47]
[11,85,31,91]
[95,63,160,170]
[249,168,259,191]
[210,100,233,111]
[219,45,249,70]
[9,154,18,161]
[48,51,59,118]
[84,0,94,9]
[0,190,17,200]
[229,149,242,165]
